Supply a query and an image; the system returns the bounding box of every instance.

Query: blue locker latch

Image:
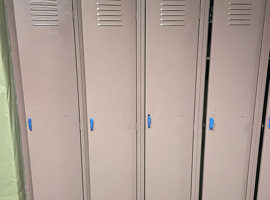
[90,118,94,131]
[28,118,32,131]
[148,114,151,128]
[268,117,270,129]
[209,117,214,130]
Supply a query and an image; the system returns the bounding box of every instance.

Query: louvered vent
[30,0,59,26]
[160,0,185,26]
[97,0,122,26]
[228,1,252,26]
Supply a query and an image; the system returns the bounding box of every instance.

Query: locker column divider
[72,1,91,200]
[4,1,34,200]
[246,0,270,199]
[137,0,146,200]
[190,0,210,199]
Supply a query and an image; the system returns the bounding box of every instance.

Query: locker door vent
[160,0,185,26]
[228,1,252,26]
[97,0,122,26]
[30,0,59,26]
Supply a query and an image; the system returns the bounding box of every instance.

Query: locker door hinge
[202,122,205,128]
[264,6,269,18]
[72,6,76,21]
[198,7,201,20]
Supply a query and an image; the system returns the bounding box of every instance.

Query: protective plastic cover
[0,1,26,200]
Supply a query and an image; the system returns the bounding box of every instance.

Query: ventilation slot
[30,0,59,26]
[228,1,252,26]
[97,0,122,26]
[160,0,185,26]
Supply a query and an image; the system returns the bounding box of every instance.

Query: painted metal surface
[145,0,201,199]
[202,0,266,199]
[81,0,137,199]
[12,0,83,199]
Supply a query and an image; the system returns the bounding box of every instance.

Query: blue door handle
[209,117,214,130]
[28,118,32,131]
[268,117,270,129]
[90,118,94,131]
[148,114,151,128]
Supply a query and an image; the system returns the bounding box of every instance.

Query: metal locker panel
[145,0,201,199]
[81,0,136,200]
[257,83,270,200]
[203,0,266,199]
[12,0,83,200]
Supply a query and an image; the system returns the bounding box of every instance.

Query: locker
[202,0,266,199]
[145,0,201,199]
[12,0,83,200]
[257,81,270,200]
[81,0,137,200]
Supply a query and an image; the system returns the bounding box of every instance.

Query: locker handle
[90,118,94,131]
[268,117,270,129]
[209,117,214,130]
[148,114,151,128]
[28,118,32,131]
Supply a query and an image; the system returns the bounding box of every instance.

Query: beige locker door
[203,0,266,199]
[257,81,270,200]
[12,0,83,200]
[145,0,201,199]
[81,0,137,200]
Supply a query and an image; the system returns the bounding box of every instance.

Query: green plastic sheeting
[0,1,26,200]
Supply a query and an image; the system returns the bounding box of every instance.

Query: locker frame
[246,0,270,199]
[137,0,146,200]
